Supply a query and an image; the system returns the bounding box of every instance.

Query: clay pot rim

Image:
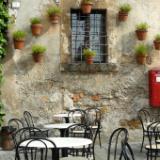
[32,52,45,55]
[49,13,61,17]
[154,40,160,43]
[13,38,25,41]
[136,53,147,57]
[81,2,93,5]
[136,29,147,32]
[119,11,129,15]
[31,23,43,27]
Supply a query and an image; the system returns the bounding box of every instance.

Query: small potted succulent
[135,22,149,41]
[81,0,94,14]
[83,48,96,64]
[118,3,132,21]
[153,34,160,50]
[135,44,148,65]
[30,17,43,36]
[47,5,62,24]
[13,30,26,49]
[32,44,46,63]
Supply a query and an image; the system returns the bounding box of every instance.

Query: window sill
[60,63,119,73]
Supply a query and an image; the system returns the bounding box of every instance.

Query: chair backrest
[121,142,135,160]
[12,127,44,147]
[138,109,151,131]
[107,128,129,160]
[146,121,160,150]
[8,118,24,132]
[85,107,101,126]
[23,111,35,127]
[68,109,86,123]
[15,138,57,160]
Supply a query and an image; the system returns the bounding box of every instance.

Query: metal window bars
[71,9,107,63]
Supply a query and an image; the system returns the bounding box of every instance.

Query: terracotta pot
[86,56,94,64]
[136,30,147,41]
[136,54,146,65]
[32,53,44,63]
[118,11,128,21]
[13,39,25,49]
[154,40,160,50]
[49,14,60,24]
[81,2,93,14]
[31,24,43,36]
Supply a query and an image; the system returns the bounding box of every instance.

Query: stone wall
[2,0,160,141]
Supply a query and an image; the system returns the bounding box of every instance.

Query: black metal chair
[12,127,47,148]
[23,111,49,137]
[15,137,57,160]
[68,109,86,124]
[64,123,99,160]
[8,118,24,132]
[107,128,129,160]
[85,107,102,147]
[145,121,160,160]
[138,108,152,152]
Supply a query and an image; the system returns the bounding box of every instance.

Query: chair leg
[98,131,102,148]
[140,133,145,152]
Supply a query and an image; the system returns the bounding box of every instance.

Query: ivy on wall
[0,1,9,59]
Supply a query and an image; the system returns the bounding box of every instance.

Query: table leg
[60,129,68,157]
[52,148,59,160]
[64,117,69,123]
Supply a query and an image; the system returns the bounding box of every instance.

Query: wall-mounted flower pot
[86,56,94,64]
[136,30,147,41]
[31,24,43,36]
[13,39,25,49]
[81,2,93,14]
[136,55,146,65]
[154,41,160,50]
[118,12,128,21]
[32,53,44,63]
[49,14,60,24]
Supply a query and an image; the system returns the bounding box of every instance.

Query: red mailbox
[149,68,160,107]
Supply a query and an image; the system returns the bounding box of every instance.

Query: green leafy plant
[0,2,9,59]
[154,34,160,42]
[30,17,41,24]
[119,3,132,13]
[136,23,149,31]
[32,44,46,54]
[82,0,94,3]
[13,30,26,40]
[83,48,96,57]
[0,101,5,127]
[47,5,62,16]
[135,44,148,56]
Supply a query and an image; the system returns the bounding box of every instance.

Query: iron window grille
[71,9,107,63]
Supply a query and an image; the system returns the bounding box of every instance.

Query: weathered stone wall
[2,0,160,141]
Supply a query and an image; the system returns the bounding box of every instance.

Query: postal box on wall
[149,69,160,107]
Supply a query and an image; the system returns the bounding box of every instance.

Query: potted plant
[32,44,46,63]
[81,0,94,14]
[153,34,160,50]
[135,23,149,41]
[30,17,43,36]
[135,44,148,65]
[83,48,96,64]
[13,30,26,49]
[118,3,131,21]
[47,5,62,24]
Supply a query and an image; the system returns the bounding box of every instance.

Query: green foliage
[47,5,62,15]
[136,22,149,31]
[155,34,160,42]
[83,48,96,57]
[13,30,26,40]
[0,101,5,127]
[0,2,9,59]
[119,3,132,13]
[30,17,41,24]
[82,0,94,4]
[135,44,148,56]
[32,44,46,54]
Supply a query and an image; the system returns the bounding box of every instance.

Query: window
[71,9,107,63]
